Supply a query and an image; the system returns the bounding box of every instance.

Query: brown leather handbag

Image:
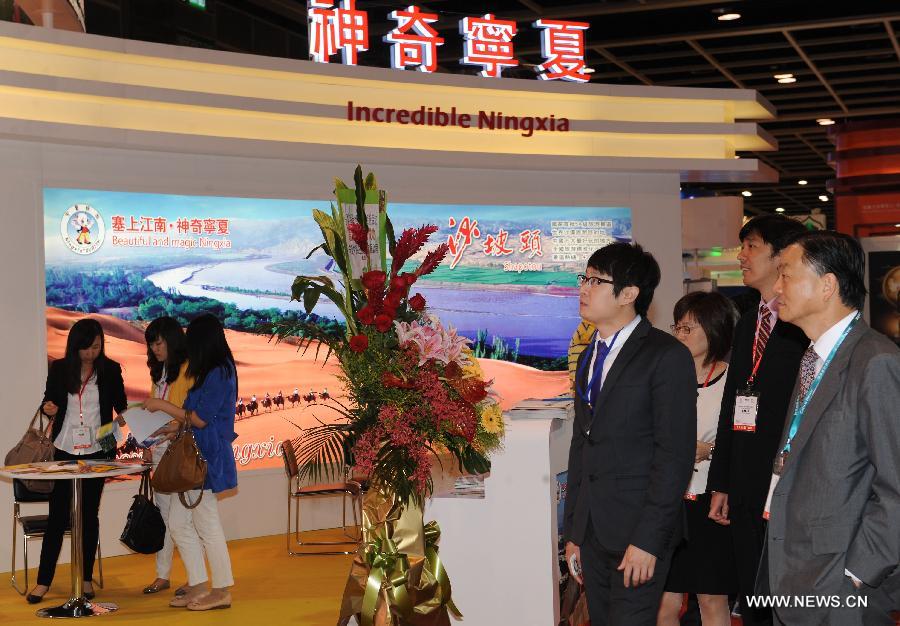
[4,407,55,494]
[151,422,207,509]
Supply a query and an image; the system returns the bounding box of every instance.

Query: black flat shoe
[26,592,45,604]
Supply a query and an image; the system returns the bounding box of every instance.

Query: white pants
[150,443,175,579]
[167,488,234,588]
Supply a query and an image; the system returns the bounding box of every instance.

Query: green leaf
[364,172,377,190]
[353,165,367,228]
[303,287,320,314]
[305,243,327,259]
[384,214,397,257]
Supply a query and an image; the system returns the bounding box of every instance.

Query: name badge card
[72,425,93,450]
[733,389,759,432]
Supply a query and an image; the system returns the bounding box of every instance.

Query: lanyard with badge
[763,313,859,520]
[684,363,718,501]
[732,313,769,432]
[576,330,621,410]
[72,367,95,450]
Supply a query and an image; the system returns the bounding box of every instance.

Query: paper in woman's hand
[122,407,173,448]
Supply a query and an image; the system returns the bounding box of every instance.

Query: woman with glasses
[657,291,740,626]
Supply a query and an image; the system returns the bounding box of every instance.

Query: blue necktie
[589,340,611,407]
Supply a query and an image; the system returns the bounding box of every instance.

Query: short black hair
[587,242,660,317]
[785,230,867,310]
[673,291,740,366]
[145,316,187,385]
[739,215,808,256]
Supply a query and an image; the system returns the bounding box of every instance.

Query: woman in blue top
[144,314,238,611]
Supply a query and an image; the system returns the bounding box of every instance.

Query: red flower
[347,221,369,255]
[414,243,449,278]
[409,293,426,311]
[357,305,376,325]
[401,272,417,287]
[374,313,394,333]
[349,334,369,352]
[390,275,407,292]
[391,225,438,276]
[361,270,386,291]
[382,372,414,389]
[384,290,404,310]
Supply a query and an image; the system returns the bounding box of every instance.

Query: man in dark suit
[760,231,900,625]
[706,215,808,626]
[564,242,696,625]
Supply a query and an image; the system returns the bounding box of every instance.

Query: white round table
[0,459,148,618]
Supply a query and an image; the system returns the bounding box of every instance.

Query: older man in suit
[760,230,900,625]
[564,242,696,625]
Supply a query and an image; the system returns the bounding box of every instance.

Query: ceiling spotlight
[798,180,808,185]
[774,73,794,79]
[895,223,900,228]
[819,195,829,201]
[717,12,741,21]
[777,77,797,84]
[775,207,785,213]
[817,118,835,126]
[741,190,752,197]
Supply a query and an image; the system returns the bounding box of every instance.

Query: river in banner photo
[43,188,632,469]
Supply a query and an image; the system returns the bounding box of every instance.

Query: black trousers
[581,521,673,626]
[36,450,108,587]
[730,503,773,626]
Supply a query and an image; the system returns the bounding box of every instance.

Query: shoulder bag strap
[179,490,204,509]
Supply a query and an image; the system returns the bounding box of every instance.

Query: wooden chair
[281,439,363,556]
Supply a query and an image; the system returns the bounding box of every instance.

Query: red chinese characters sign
[306,2,592,81]
[446,216,544,269]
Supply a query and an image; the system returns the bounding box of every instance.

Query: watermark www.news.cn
[745,595,868,609]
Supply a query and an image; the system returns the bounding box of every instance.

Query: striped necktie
[755,303,772,359]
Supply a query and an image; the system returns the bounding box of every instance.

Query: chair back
[13,479,51,504]
[281,439,299,481]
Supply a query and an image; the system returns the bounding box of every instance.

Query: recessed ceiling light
[742,190,752,197]
[819,195,829,201]
[817,118,835,126]
[718,12,741,21]
[895,223,900,227]
[774,73,794,79]
[798,180,808,185]
[777,77,797,84]
[775,207,785,213]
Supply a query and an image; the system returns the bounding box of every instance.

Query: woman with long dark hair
[27,318,127,604]
[141,316,194,596]
[143,314,238,611]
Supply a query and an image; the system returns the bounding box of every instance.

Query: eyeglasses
[576,274,614,288]
[670,324,699,336]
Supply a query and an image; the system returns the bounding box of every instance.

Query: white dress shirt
[54,375,102,455]
[585,315,641,435]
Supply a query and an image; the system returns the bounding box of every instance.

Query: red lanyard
[77,367,94,425]
[702,363,716,388]
[157,381,169,400]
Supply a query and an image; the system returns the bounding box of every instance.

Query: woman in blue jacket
[144,314,238,611]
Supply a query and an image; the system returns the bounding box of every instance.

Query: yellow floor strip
[2,530,354,625]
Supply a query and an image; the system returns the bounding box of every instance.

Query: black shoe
[26,592,45,604]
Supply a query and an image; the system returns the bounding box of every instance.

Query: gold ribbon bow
[361,533,413,626]
[422,521,462,619]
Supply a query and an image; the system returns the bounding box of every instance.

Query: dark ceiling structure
[82,0,900,222]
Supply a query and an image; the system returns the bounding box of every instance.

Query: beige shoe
[169,586,206,608]
[187,591,232,611]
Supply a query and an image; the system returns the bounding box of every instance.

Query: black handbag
[120,471,166,554]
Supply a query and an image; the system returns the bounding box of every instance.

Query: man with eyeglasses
[564,242,696,625]
[705,215,808,626]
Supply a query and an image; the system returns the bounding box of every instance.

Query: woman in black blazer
[27,318,127,604]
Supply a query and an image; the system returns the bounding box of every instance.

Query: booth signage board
[44,187,630,469]
[309,1,593,82]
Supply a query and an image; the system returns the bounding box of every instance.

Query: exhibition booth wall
[0,20,773,573]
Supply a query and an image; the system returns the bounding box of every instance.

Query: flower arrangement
[271,166,503,507]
